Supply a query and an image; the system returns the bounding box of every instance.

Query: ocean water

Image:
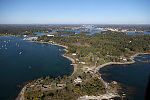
[0,36,73,100]
[99,54,150,100]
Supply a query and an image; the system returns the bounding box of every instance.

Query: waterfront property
[99,54,150,100]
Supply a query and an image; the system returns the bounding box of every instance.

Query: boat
[19,52,22,55]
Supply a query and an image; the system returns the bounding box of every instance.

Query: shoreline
[16,40,150,100]
[89,53,150,100]
[16,86,26,100]
[29,41,77,76]
[95,53,150,73]
[16,41,77,100]
[30,41,77,76]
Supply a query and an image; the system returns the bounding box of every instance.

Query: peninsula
[16,30,150,100]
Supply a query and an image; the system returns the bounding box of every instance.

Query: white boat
[19,52,22,55]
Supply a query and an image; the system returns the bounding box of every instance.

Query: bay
[0,36,73,100]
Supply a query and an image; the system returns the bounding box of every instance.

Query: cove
[0,36,73,100]
[99,54,150,100]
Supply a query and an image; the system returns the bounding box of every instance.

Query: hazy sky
[0,0,150,24]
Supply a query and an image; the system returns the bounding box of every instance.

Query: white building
[74,77,82,83]
[23,35,27,37]
[72,53,77,55]
[79,62,85,64]
[123,58,127,61]
[47,34,54,37]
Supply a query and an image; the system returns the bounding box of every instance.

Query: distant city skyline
[0,0,150,24]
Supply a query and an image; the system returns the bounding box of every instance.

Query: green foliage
[0,25,51,35]
[22,32,36,36]
[82,78,105,95]
[56,31,75,35]
[24,73,106,100]
[37,31,150,65]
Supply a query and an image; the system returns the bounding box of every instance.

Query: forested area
[24,72,106,100]
[0,25,51,35]
[37,31,150,65]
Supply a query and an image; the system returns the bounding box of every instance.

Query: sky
[0,0,150,24]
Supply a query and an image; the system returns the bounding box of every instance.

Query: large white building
[47,34,54,37]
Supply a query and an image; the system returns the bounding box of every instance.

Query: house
[119,56,127,61]
[23,35,27,37]
[76,59,79,61]
[123,58,127,61]
[74,77,82,83]
[47,34,54,37]
[72,53,77,56]
[49,41,53,43]
[79,62,85,64]
[119,56,123,60]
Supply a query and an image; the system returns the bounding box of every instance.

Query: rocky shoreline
[16,86,26,100]
[78,93,119,100]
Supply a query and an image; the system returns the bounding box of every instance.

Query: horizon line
[0,24,150,25]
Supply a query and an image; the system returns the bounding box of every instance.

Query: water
[36,29,150,37]
[0,36,73,100]
[35,32,45,36]
[125,32,150,35]
[61,34,70,37]
[99,54,150,100]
